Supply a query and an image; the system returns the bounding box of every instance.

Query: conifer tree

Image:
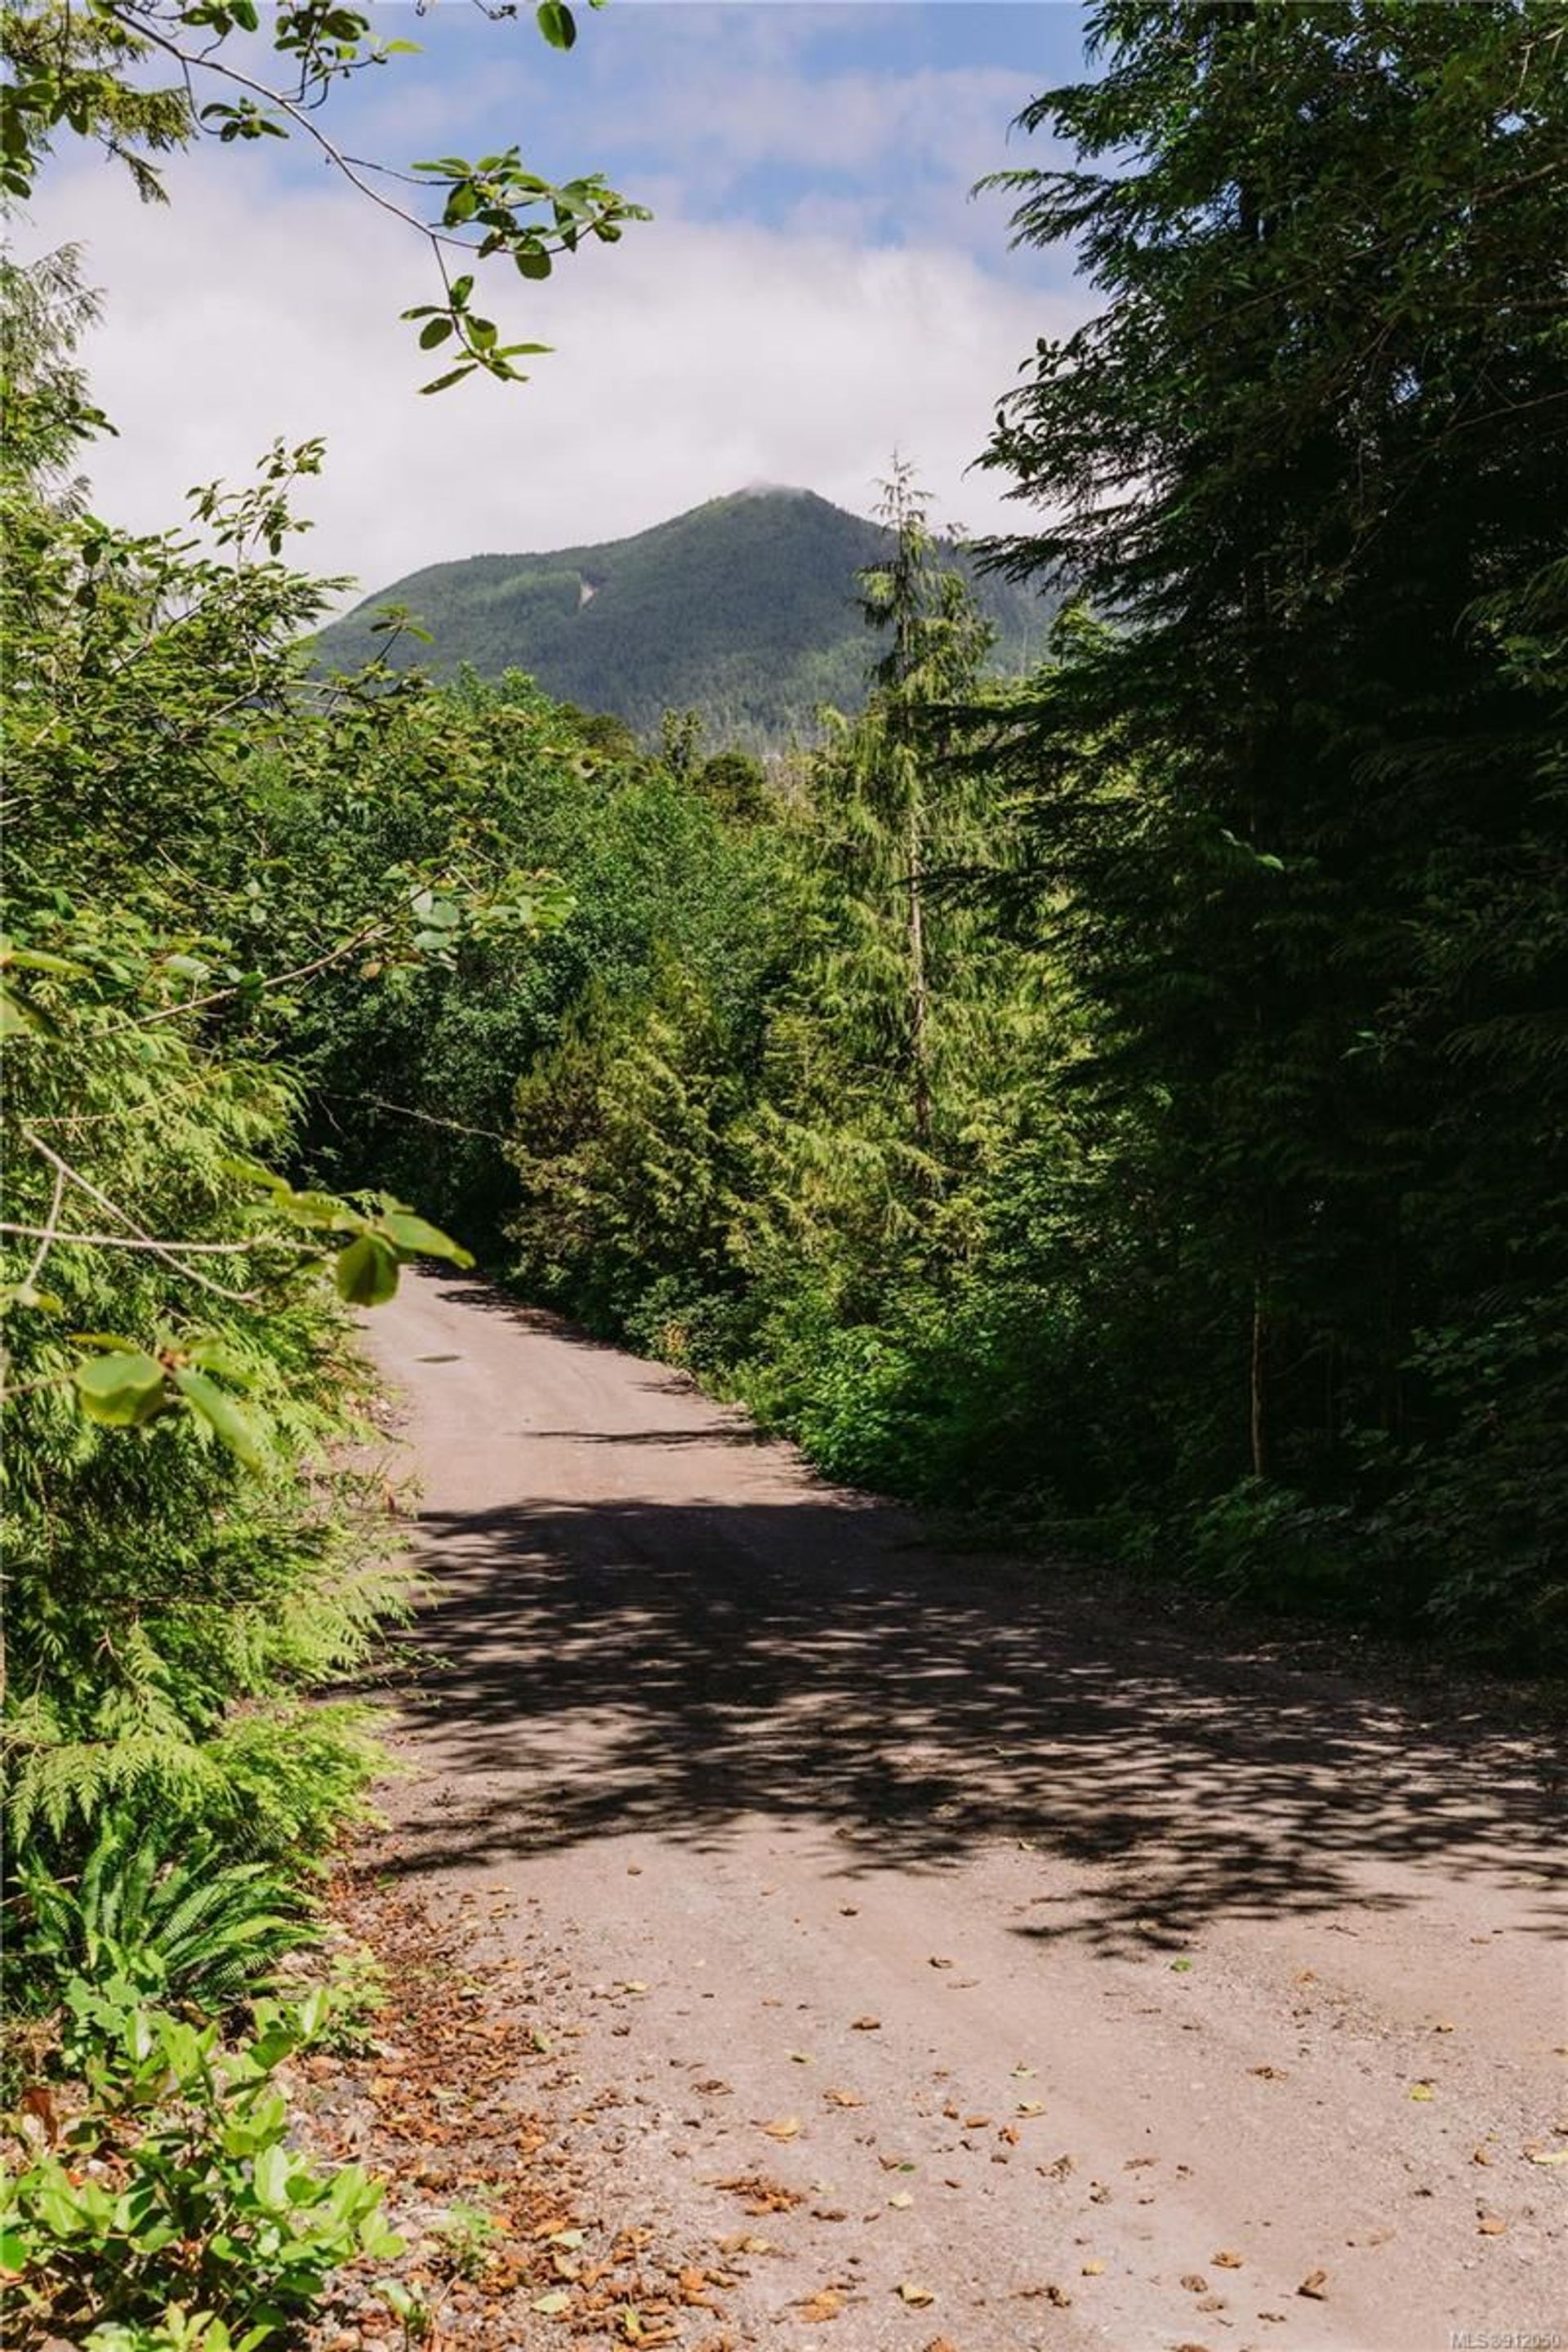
[978,0,1568,1634]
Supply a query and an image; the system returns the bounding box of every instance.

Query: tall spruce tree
[979,2,1568,1642]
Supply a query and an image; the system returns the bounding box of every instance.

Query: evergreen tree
[978,0,1568,1640]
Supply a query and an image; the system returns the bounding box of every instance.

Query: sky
[22,2,1094,601]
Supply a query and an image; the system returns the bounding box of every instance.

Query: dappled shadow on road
[375,1488,1566,1955]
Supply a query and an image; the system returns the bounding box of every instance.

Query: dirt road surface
[363,1272,1566,2352]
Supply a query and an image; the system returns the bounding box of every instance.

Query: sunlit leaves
[74,1348,167,1430]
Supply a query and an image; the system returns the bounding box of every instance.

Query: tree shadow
[374,1482,1566,1955]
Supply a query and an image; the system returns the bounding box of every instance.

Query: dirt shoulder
[349,1271,1566,2352]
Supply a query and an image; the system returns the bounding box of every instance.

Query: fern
[7,1806,318,2012]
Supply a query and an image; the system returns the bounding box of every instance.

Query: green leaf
[74,1351,167,1429]
[418,316,453,350]
[380,1210,474,1266]
[251,2140,290,2210]
[515,244,552,281]
[536,0,576,49]
[172,1368,266,1468]
[335,1234,400,1305]
[418,364,478,396]
[1,982,60,1038]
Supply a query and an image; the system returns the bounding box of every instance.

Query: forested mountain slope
[310,487,1056,745]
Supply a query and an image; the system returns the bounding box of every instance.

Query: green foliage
[7,1809,316,2018]
[283,673,790,1255]
[960,0,1568,1651]
[311,488,1057,752]
[0,258,520,1917]
[0,1994,401,2345]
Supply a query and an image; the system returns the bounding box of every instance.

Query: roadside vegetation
[3,2,1564,2345]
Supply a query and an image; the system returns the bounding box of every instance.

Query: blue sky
[29,2,1096,593]
[296,3,1089,254]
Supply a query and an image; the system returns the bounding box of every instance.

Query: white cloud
[22,145,1078,603]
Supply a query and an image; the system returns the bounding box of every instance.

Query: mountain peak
[314,494,1056,752]
[733,480,816,501]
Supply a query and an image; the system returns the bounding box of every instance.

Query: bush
[0,1993,401,2346]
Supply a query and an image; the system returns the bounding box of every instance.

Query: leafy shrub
[0,1994,401,2345]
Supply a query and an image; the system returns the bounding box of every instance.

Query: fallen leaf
[716,2173,803,2214]
[825,2088,863,2108]
[19,2087,57,2145]
[1472,2143,1494,2165]
[1169,1959,1194,1972]
[839,1905,858,1917]
[1410,2082,1436,2101]
[799,2288,844,2322]
[1212,2251,1245,2269]
[1017,2100,1045,2117]
[1528,2149,1568,2166]
[888,2191,914,2209]
[1477,2215,1508,2236]
[1432,2020,1454,2034]
[1011,2063,1036,2077]
[1298,2270,1329,2301]
[788,2051,813,2065]
[929,1956,954,1970]
[761,2116,802,2141]
[1181,2274,1209,2294]
[924,2340,959,2352]
[1081,2258,1106,2276]
[963,2114,991,2130]
[530,2290,572,2316]
[851,2016,881,2031]
[898,2283,936,2308]
[621,1980,648,1994]
[1250,2065,1287,2081]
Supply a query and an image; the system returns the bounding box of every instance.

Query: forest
[2,3,1565,2347]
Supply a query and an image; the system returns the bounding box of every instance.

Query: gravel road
[363,1272,1566,2352]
